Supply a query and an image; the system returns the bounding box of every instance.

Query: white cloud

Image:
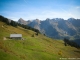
[3,10,78,21]
[76,6,80,9]
[22,10,75,20]
[1,6,80,21]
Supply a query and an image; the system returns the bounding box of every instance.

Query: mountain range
[18,18,80,40]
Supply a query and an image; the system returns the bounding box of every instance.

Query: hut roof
[10,34,22,37]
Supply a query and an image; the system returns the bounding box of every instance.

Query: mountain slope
[18,18,80,40]
[18,18,28,25]
[0,21,80,60]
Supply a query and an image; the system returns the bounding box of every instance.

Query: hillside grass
[0,21,80,60]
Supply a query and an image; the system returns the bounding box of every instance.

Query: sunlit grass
[0,21,80,60]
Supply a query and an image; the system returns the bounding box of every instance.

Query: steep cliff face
[18,18,80,39]
[28,19,41,30]
[18,18,28,25]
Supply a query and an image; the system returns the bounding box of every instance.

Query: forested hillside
[0,16,80,60]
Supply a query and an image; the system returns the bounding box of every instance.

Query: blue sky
[0,0,80,21]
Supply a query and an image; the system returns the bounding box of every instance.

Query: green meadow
[0,21,80,60]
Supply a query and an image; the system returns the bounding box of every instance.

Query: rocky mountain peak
[17,18,80,40]
[18,18,27,25]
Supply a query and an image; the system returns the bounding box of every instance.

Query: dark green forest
[0,15,40,33]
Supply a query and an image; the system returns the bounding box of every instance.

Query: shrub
[32,34,34,37]
[58,50,62,56]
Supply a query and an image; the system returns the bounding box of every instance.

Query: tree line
[63,38,80,49]
[0,15,40,33]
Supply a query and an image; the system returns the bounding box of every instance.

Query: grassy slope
[0,21,80,60]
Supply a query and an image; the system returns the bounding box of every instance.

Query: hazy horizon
[0,0,80,21]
